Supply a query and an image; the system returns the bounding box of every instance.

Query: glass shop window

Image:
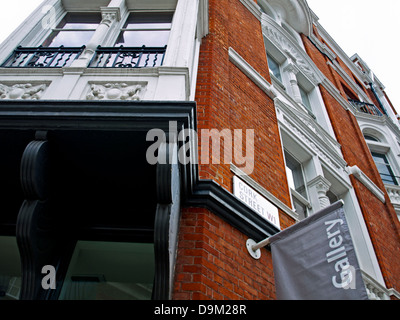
[59,241,154,300]
[42,13,102,47]
[115,12,173,47]
[0,237,22,300]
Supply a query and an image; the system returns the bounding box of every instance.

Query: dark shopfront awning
[0,100,196,240]
[0,100,197,300]
[0,100,279,300]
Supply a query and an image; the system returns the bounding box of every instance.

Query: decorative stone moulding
[0,83,48,100]
[86,82,147,101]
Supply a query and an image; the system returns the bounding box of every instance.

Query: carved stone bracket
[100,6,121,26]
[153,141,181,300]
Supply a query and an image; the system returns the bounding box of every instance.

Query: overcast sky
[307,0,400,112]
[0,0,399,111]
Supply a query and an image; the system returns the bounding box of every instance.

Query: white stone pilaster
[283,62,303,105]
[307,175,331,211]
[70,1,123,68]
[163,0,199,68]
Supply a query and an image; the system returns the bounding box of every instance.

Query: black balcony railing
[89,45,167,68]
[348,99,383,117]
[1,46,85,68]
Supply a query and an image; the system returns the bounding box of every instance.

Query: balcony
[385,184,400,222]
[1,45,167,69]
[1,46,85,68]
[89,46,167,68]
[362,271,400,300]
[348,99,383,117]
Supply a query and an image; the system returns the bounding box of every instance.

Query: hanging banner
[269,201,369,300]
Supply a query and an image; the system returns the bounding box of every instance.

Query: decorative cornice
[275,98,347,172]
[261,15,358,116]
[261,15,322,85]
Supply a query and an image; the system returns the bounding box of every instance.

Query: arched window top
[258,0,312,36]
[364,135,380,142]
[362,128,386,144]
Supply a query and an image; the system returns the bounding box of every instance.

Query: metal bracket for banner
[246,238,270,260]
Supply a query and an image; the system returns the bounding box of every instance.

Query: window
[42,13,101,47]
[371,152,398,186]
[59,241,154,300]
[364,135,380,142]
[285,151,309,220]
[0,237,21,300]
[115,12,173,47]
[267,53,282,82]
[298,83,312,112]
[285,151,306,197]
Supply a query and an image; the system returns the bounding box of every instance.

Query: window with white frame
[267,53,282,82]
[298,82,312,113]
[115,12,174,47]
[371,152,398,186]
[284,150,309,220]
[363,132,399,186]
[42,13,102,47]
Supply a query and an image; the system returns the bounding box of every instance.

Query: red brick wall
[173,208,276,300]
[196,0,290,206]
[173,0,295,300]
[302,35,400,292]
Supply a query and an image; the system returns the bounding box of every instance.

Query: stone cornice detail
[276,98,347,172]
[261,15,322,85]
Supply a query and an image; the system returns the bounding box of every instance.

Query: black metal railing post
[1,46,86,68]
[348,99,384,117]
[89,46,167,68]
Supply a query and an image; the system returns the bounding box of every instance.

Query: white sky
[0,0,399,111]
[307,0,400,112]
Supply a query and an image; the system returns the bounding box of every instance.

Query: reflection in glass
[0,237,21,300]
[372,152,398,185]
[59,241,154,300]
[115,12,173,47]
[43,13,101,47]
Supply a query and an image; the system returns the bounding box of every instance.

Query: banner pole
[246,237,271,260]
[252,237,270,251]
